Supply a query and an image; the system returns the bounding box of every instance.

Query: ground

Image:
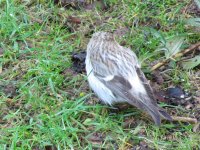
[0,0,200,149]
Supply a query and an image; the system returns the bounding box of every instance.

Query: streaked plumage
[85,31,172,125]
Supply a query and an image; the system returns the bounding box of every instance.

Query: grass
[0,0,200,149]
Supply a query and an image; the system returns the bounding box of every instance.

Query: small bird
[85,31,172,125]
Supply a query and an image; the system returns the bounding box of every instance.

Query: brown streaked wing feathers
[135,67,157,105]
[90,47,171,124]
[135,67,172,121]
[94,72,162,125]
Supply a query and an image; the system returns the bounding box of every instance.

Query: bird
[85,31,172,125]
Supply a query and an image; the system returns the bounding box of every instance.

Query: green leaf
[149,28,166,44]
[164,36,185,58]
[181,55,200,70]
[186,18,200,27]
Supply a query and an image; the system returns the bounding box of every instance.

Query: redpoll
[85,31,172,125]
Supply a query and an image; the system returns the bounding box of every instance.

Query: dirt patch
[0,83,18,98]
[71,51,86,73]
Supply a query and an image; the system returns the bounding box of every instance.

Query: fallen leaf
[181,55,200,70]
[6,98,14,105]
[68,16,81,24]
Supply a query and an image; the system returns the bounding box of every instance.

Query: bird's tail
[144,104,172,126]
[120,90,172,126]
[128,97,172,126]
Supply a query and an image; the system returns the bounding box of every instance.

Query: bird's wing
[135,66,172,121]
[89,52,163,125]
[89,50,171,125]
[135,67,157,105]
[93,70,162,125]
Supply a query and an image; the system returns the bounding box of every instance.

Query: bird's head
[91,31,114,41]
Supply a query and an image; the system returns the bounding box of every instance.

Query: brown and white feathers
[85,31,172,125]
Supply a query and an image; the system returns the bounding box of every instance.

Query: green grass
[0,0,200,149]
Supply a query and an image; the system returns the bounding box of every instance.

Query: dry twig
[172,116,198,124]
